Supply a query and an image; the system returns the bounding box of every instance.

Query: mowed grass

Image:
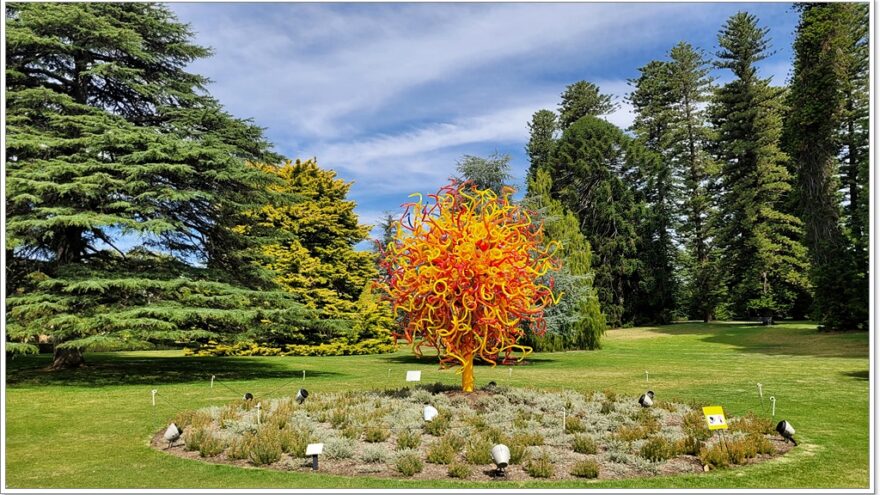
[5,321,869,489]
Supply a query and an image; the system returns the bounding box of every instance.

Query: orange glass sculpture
[378,181,560,392]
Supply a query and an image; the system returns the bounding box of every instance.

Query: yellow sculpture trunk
[461,354,475,392]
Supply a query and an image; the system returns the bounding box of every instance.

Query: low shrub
[565,416,586,434]
[614,424,649,442]
[699,443,729,469]
[364,426,390,443]
[396,430,421,450]
[570,459,600,479]
[639,436,675,462]
[730,412,774,435]
[248,430,282,465]
[524,450,555,478]
[572,434,598,454]
[464,436,493,465]
[426,439,456,465]
[424,413,451,436]
[324,437,355,460]
[676,435,703,456]
[512,431,544,446]
[600,400,614,415]
[183,427,209,452]
[341,423,360,440]
[198,432,226,457]
[447,462,471,479]
[361,444,389,464]
[395,452,424,476]
[749,433,775,455]
[508,441,529,465]
[185,338,396,357]
[279,428,310,457]
[682,410,711,440]
[226,434,251,460]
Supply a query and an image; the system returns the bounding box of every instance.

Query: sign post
[702,405,729,455]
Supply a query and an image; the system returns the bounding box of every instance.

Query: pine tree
[522,169,605,350]
[558,81,618,129]
[667,42,724,322]
[525,109,558,188]
[550,116,641,327]
[784,3,867,330]
[628,60,678,324]
[454,152,514,195]
[5,3,319,367]
[711,12,811,320]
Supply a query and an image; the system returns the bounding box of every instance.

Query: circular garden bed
[153,384,793,481]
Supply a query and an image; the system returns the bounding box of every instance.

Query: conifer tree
[667,42,725,322]
[710,12,811,320]
[5,3,322,367]
[454,152,514,195]
[558,81,618,129]
[525,109,558,188]
[784,3,867,329]
[522,169,606,350]
[628,60,678,324]
[550,116,641,327]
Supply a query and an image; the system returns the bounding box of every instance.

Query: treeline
[523,7,869,331]
[4,4,395,368]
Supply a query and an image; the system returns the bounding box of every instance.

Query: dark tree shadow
[842,370,869,381]
[6,353,342,388]
[380,353,558,366]
[645,321,868,359]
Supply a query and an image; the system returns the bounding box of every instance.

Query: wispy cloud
[170,3,797,240]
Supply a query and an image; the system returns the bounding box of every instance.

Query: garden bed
[152,384,793,481]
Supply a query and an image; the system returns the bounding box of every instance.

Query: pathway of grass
[4,321,869,489]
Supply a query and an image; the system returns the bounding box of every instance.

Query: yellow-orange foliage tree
[378,180,560,392]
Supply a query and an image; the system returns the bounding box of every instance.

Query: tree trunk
[51,346,84,369]
[461,354,475,393]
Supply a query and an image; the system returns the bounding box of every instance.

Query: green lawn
[5,321,870,489]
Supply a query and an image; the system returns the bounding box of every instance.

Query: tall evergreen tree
[5,3,324,367]
[525,109,558,188]
[558,81,618,129]
[784,3,867,330]
[522,169,606,350]
[667,42,724,322]
[454,152,513,195]
[550,116,641,328]
[710,12,811,320]
[628,60,678,324]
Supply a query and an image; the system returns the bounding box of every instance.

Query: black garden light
[296,388,309,404]
[776,420,798,446]
[243,392,254,401]
[638,390,654,407]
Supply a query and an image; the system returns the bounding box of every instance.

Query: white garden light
[423,405,439,421]
[638,390,654,407]
[163,423,181,448]
[491,444,510,475]
[296,388,309,404]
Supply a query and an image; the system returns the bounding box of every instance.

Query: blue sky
[169,2,799,245]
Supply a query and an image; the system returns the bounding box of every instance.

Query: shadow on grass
[646,321,868,359]
[6,353,342,388]
[842,370,869,381]
[380,353,558,366]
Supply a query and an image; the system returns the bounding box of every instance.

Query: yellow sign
[702,406,728,430]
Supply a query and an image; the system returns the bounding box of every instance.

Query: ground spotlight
[423,405,438,421]
[296,388,309,404]
[243,392,254,401]
[491,444,510,476]
[163,423,181,448]
[776,420,798,446]
[638,390,654,407]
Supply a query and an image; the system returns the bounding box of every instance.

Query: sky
[169,2,799,246]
